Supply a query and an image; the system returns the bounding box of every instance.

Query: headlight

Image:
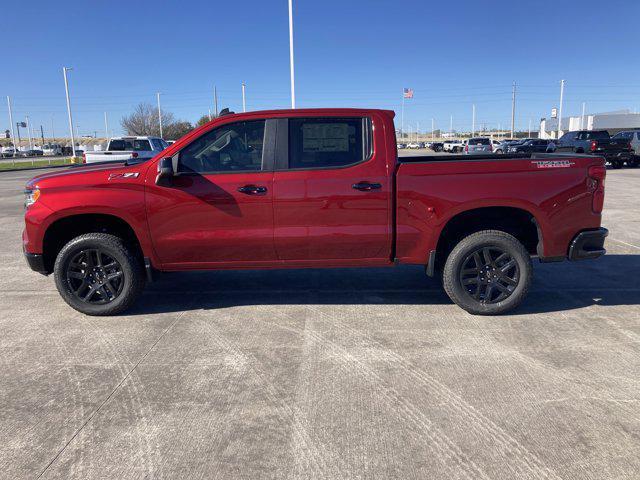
[24,188,40,208]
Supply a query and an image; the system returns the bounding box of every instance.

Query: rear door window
[288,117,372,169]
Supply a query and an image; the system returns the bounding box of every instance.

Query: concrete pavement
[0,166,639,479]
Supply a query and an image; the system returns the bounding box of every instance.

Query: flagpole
[401,90,405,141]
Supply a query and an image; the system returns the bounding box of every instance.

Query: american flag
[403,88,414,99]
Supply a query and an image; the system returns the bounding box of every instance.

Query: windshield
[468,138,491,145]
[582,131,609,140]
[613,131,633,140]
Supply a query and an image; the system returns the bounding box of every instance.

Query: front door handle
[238,185,267,195]
[352,182,382,191]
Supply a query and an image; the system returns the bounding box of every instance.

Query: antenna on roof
[218,108,234,117]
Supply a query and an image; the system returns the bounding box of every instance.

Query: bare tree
[121,103,176,137]
[164,121,194,140]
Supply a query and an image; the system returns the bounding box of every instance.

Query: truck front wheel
[442,230,532,315]
[53,233,145,316]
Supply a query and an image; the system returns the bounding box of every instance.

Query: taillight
[132,152,139,158]
[82,153,86,163]
[590,140,598,152]
[488,144,493,152]
[588,164,606,213]
[464,144,468,152]
[628,142,632,151]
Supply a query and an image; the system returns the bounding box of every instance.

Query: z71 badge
[532,160,575,169]
[108,172,140,180]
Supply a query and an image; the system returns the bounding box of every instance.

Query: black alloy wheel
[459,246,519,304]
[54,233,145,315]
[66,249,124,304]
[442,230,532,315]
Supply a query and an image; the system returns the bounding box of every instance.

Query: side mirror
[156,157,174,184]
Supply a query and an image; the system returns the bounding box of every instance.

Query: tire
[611,161,623,169]
[442,230,532,315]
[54,233,145,316]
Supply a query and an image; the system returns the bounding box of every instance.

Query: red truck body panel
[395,156,603,263]
[23,108,604,274]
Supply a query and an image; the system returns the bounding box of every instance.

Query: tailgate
[602,138,629,152]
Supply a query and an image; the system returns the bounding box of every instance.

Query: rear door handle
[352,182,382,191]
[238,185,267,195]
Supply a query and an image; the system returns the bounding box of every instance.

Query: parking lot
[1,166,639,479]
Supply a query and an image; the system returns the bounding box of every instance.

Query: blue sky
[2,0,639,137]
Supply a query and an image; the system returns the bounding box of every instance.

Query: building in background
[540,109,640,138]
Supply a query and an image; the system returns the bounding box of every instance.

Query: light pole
[511,81,516,139]
[6,96,16,161]
[242,82,246,112]
[213,85,219,117]
[581,102,586,130]
[156,92,163,139]
[104,112,109,139]
[288,0,296,108]
[25,115,33,150]
[472,104,476,137]
[63,67,76,157]
[557,79,565,139]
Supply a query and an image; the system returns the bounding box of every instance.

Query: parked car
[443,140,464,153]
[494,139,519,154]
[406,142,421,149]
[491,139,502,151]
[83,136,169,164]
[24,108,607,317]
[41,143,63,156]
[555,130,632,168]
[506,139,555,154]
[464,137,493,154]
[397,143,406,150]
[17,149,43,157]
[1,147,18,157]
[429,142,444,152]
[611,130,640,167]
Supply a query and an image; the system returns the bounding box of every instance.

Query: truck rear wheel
[53,233,145,316]
[442,230,532,315]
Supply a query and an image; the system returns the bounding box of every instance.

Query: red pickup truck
[23,108,608,316]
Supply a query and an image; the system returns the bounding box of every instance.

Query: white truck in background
[83,136,169,164]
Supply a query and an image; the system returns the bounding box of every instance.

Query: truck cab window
[134,140,151,151]
[178,120,265,173]
[288,117,371,169]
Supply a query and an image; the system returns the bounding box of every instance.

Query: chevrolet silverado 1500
[23,108,608,316]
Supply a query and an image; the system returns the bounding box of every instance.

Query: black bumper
[24,252,49,275]
[568,228,608,261]
[603,152,632,162]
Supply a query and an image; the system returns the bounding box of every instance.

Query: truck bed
[394,152,604,264]
[398,152,580,163]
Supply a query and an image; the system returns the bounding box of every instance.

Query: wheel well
[435,207,539,270]
[42,214,143,273]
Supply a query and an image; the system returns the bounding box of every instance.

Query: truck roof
[110,136,161,140]
[214,108,396,119]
